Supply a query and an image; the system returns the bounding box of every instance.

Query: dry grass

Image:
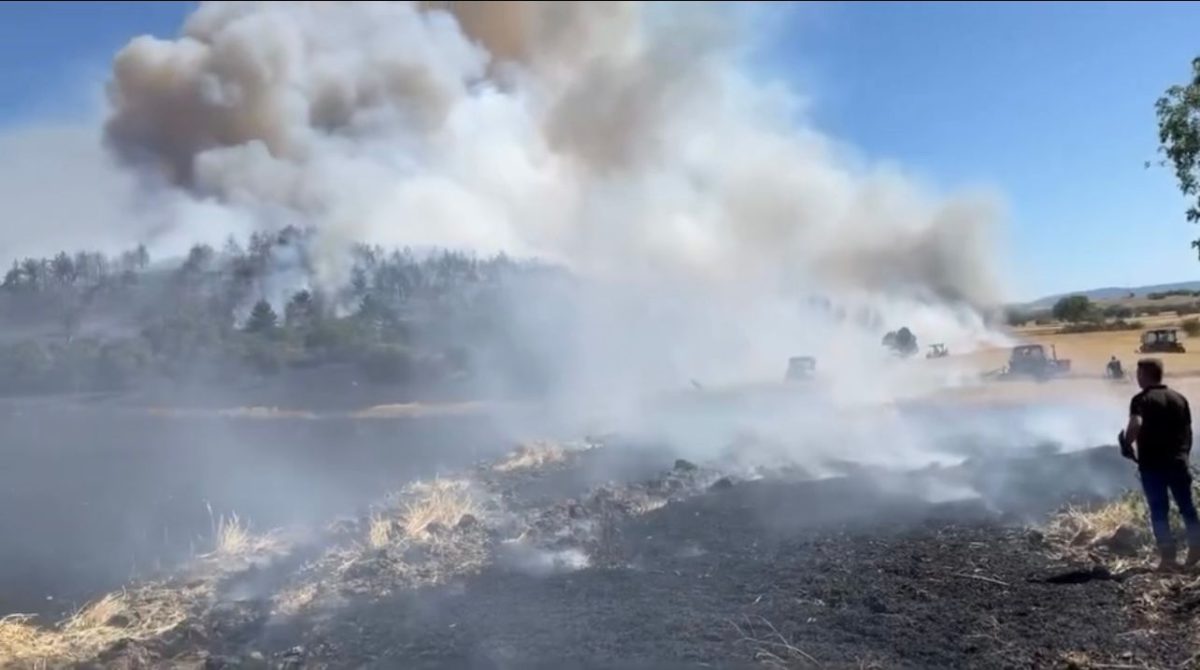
[214,512,252,555]
[352,401,492,419]
[272,583,319,618]
[0,588,189,667]
[401,479,477,539]
[324,477,492,591]
[1,504,284,666]
[959,320,1200,379]
[62,593,125,633]
[0,614,64,665]
[917,316,1200,408]
[493,441,567,473]
[368,512,395,549]
[1045,491,1149,551]
[204,506,280,558]
[631,497,669,516]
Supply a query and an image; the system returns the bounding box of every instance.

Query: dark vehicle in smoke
[1139,328,1186,354]
[785,356,816,381]
[1000,344,1071,380]
[926,343,949,359]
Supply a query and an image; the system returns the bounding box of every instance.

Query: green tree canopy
[1052,295,1093,323]
[1156,57,1200,253]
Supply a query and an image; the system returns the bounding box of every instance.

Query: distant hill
[1026,280,1200,309]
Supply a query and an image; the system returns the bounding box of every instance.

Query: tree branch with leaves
[1155,57,1200,254]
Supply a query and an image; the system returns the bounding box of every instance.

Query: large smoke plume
[1,0,1086,469]
[102,0,1003,305]
[92,0,1047,457]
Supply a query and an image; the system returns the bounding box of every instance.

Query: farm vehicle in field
[785,356,816,382]
[997,344,1071,381]
[926,343,949,359]
[1139,328,1186,354]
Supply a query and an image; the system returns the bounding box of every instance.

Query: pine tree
[244,299,278,334]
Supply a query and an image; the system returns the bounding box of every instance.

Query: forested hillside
[0,227,570,400]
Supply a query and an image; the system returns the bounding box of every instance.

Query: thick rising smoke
[103,1,1002,301]
[94,0,1093,473]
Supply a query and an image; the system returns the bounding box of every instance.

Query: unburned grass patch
[204,505,282,558]
[0,587,191,667]
[0,614,64,665]
[401,478,477,539]
[493,440,568,473]
[272,582,319,618]
[1043,481,1200,562]
[1044,490,1150,553]
[368,512,396,549]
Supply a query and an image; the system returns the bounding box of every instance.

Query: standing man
[1120,358,1200,570]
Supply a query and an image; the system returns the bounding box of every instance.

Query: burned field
[7,423,1200,670]
[0,401,513,620]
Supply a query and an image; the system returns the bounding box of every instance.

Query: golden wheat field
[923,315,1200,407]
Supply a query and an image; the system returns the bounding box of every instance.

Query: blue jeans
[1140,465,1200,549]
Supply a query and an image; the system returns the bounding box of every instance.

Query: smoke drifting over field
[96,1,1014,412]
[6,1,1114,474]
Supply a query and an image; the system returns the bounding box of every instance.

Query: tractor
[785,356,816,382]
[1000,343,1071,380]
[1139,328,1186,354]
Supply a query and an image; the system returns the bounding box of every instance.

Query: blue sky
[767,1,1200,300]
[1,1,1198,301]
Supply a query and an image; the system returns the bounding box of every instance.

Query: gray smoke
[94,1,1068,468]
[102,0,1005,308]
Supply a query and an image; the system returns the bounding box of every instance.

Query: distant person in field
[1119,358,1200,570]
[1107,356,1124,380]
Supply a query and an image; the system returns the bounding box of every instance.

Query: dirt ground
[8,436,1190,670]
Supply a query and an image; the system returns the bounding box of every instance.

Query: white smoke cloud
[0,1,1049,463]
[101,0,1006,308]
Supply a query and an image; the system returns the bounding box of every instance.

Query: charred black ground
[0,401,513,618]
[33,441,1195,670]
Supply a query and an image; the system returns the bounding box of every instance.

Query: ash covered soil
[30,441,1200,669]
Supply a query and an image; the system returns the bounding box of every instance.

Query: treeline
[0,227,567,398]
[1004,293,1200,334]
[1147,289,1200,300]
